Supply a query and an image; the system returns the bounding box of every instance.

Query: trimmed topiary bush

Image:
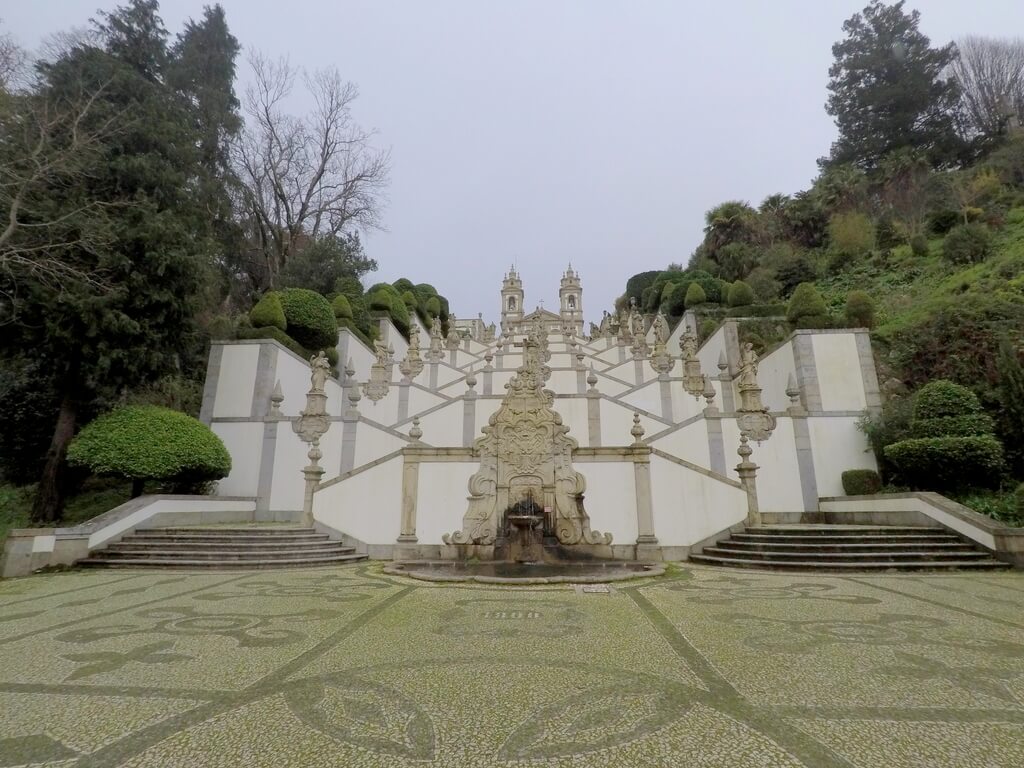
[278,288,337,351]
[249,292,286,331]
[67,405,231,497]
[786,282,828,325]
[942,223,993,264]
[727,280,755,307]
[910,413,994,438]
[841,469,882,496]
[331,294,354,321]
[844,290,875,329]
[913,380,983,420]
[368,289,393,312]
[684,282,707,309]
[401,290,418,311]
[238,326,338,367]
[884,436,1004,492]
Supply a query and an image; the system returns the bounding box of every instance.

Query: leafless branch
[949,35,1024,140]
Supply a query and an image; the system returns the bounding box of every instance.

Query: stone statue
[373,339,393,367]
[631,310,645,338]
[679,327,704,396]
[738,342,759,389]
[309,351,331,393]
[408,323,421,353]
[652,312,668,344]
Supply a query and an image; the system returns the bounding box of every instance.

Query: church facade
[499,265,584,338]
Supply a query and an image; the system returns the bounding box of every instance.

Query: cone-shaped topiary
[368,289,393,312]
[786,282,830,327]
[684,282,707,309]
[67,405,231,497]
[278,288,337,350]
[249,292,286,331]
[332,294,354,320]
[844,290,875,328]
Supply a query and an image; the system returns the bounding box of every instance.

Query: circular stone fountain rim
[383,560,666,585]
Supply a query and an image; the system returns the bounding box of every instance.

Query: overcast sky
[6,1,1022,322]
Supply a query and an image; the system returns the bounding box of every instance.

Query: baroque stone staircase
[78,527,367,569]
[689,525,1010,571]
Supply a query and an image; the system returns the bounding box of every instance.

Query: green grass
[0,478,135,546]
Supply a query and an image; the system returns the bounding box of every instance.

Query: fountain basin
[383,560,665,585]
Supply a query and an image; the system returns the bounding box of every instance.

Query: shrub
[331,294,354,320]
[389,293,411,334]
[67,406,231,497]
[249,292,286,331]
[367,289,393,312]
[660,281,678,308]
[393,278,415,293]
[942,223,993,265]
[726,303,787,318]
[206,314,234,340]
[786,282,827,324]
[884,436,1004,492]
[333,276,364,299]
[278,288,337,351]
[238,326,338,367]
[727,280,755,307]
[913,380,983,420]
[425,296,441,317]
[828,211,875,257]
[844,290,875,329]
[699,318,718,340]
[928,209,959,235]
[909,234,929,256]
[910,414,994,438]
[684,282,707,308]
[842,469,882,496]
[1016,483,1024,519]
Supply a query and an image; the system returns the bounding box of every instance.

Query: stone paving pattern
[1,564,1023,767]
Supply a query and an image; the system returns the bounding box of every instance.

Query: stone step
[78,553,367,569]
[108,539,344,552]
[123,536,329,548]
[746,525,943,536]
[723,540,977,553]
[702,546,994,563]
[95,547,357,561]
[732,533,960,544]
[689,553,1010,571]
[142,527,314,535]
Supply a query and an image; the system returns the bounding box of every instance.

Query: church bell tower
[559,264,583,336]
[500,265,524,334]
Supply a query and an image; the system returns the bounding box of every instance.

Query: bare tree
[234,52,389,289]
[949,35,1024,140]
[0,74,125,300]
[0,25,29,91]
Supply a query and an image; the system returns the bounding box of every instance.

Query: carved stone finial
[484,353,494,372]
[345,357,355,380]
[575,351,586,369]
[702,376,718,413]
[348,384,361,408]
[268,379,284,419]
[586,366,598,393]
[631,412,645,445]
[409,416,423,443]
[466,372,477,392]
[738,433,754,464]
[786,372,805,415]
[717,350,728,374]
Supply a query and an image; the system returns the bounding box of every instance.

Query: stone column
[398,440,421,544]
[736,434,761,527]
[586,368,601,447]
[630,414,658,556]
[659,375,673,421]
[340,386,361,474]
[397,377,410,422]
[301,441,324,527]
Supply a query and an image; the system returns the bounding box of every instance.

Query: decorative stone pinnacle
[786,372,804,414]
[631,412,645,445]
[409,416,423,443]
[586,366,598,391]
[269,379,284,419]
[348,385,361,406]
[345,357,355,379]
[717,350,728,373]
[738,433,753,461]
[702,376,718,413]
[466,372,477,391]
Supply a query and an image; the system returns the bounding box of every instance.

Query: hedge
[725,303,787,318]
[913,379,983,420]
[278,288,337,350]
[238,326,338,367]
[684,282,707,308]
[884,436,1004,492]
[249,292,286,331]
[841,469,882,496]
[67,405,231,496]
[367,289,393,312]
[727,280,754,307]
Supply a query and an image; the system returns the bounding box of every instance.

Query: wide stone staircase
[78,527,367,569]
[689,525,1010,571]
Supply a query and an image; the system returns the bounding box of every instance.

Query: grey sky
[6,1,1022,323]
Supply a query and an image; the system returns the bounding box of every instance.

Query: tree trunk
[31,378,79,524]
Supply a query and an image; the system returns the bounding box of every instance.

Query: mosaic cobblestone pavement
[1,564,1023,767]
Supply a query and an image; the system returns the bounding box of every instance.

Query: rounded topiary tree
[249,292,286,331]
[278,288,338,350]
[684,282,707,309]
[844,290,875,329]
[67,406,232,497]
[728,280,755,308]
[367,289,393,312]
[884,379,1004,492]
[786,282,830,328]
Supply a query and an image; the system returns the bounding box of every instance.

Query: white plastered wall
[650,419,711,468]
[812,334,867,411]
[313,457,403,544]
[808,416,877,497]
[649,456,747,546]
[414,461,476,543]
[755,341,796,413]
[213,345,259,417]
[580,462,638,544]
[697,325,728,373]
[269,426,343,512]
[747,417,804,512]
[599,399,662,447]
[353,425,407,469]
[210,422,264,496]
[417,401,466,447]
[340,330,376,381]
